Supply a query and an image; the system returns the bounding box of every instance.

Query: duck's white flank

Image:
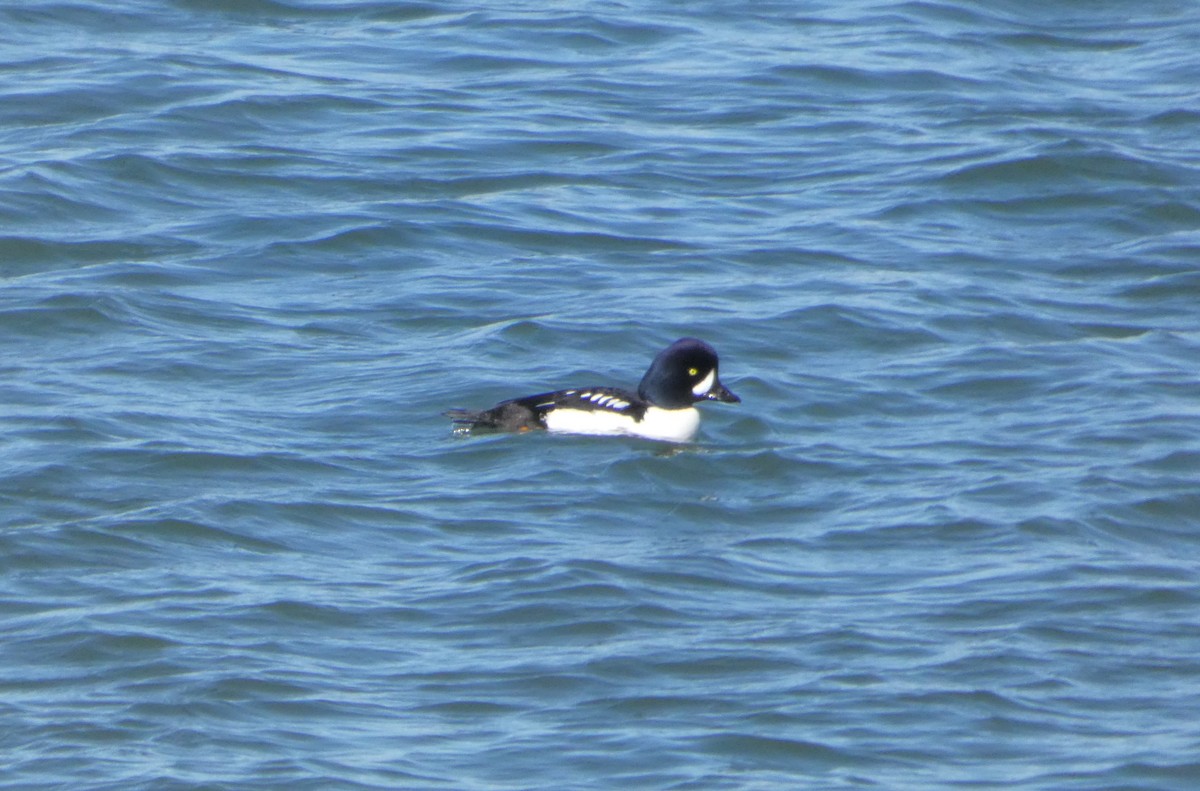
[543,405,700,442]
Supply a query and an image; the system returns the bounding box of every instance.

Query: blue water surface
[3,1,1200,788]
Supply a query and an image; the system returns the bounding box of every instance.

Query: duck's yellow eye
[688,367,698,376]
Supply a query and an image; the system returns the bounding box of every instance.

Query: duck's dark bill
[706,381,740,403]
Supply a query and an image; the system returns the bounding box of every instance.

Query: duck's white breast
[638,406,700,442]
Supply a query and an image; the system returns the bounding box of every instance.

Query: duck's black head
[637,337,740,409]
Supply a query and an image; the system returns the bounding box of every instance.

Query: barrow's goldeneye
[446,337,739,443]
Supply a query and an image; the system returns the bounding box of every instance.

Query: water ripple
[4,1,1200,788]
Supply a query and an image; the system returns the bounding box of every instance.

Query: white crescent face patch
[691,369,716,397]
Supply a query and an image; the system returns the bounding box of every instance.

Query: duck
[445,337,739,442]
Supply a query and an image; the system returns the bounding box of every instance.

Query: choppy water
[3,1,1200,788]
